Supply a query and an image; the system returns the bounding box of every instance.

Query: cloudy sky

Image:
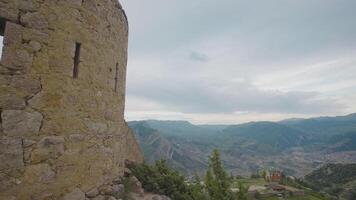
[120,0,356,124]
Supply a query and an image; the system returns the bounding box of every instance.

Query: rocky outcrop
[83,174,171,200]
[0,0,143,199]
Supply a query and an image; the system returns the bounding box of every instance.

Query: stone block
[106,196,117,200]
[23,139,36,148]
[10,76,41,99]
[14,49,33,68]
[84,119,108,134]
[0,95,26,109]
[0,138,24,170]
[68,134,85,143]
[22,29,49,43]
[0,172,19,192]
[20,12,48,29]
[91,195,105,200]
[105,110,120,122]
[19,0,40,12]
[2,48,33,70]
[31,136,65,163]
[0,7,18,22]
[24,164,55,185]
[37,192,55,200]
[1,110,43,137]
[3,22,22,47]
[61,0,83,6]
[62,188,85,200]
[29,40,42,52]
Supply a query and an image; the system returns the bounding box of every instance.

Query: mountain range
[128,113,356,177]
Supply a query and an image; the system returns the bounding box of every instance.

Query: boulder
[129,176,144,196]
[112,184,124,195]
[85,188,99,198]
[99,185,114,196]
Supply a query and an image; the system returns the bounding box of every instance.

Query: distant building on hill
[265,169,282,182]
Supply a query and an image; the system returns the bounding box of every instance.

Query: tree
[236,182,249,200]
[205,149,235,200]
[190,173,207,200]
[261,170,267,180]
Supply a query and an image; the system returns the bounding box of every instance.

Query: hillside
[129,113,356,177]
[128,121,208,173]
[304,164,356,200]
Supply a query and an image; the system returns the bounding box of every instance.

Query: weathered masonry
[0,0,143,199]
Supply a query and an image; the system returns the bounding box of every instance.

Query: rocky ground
[62,174,170,200]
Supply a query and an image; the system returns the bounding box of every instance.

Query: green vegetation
[129,149,332,200]
[264,196,325,200]
[120,176,134,200]
[129,159,194,200]
[130,149,249,200]
[304,163,356,200]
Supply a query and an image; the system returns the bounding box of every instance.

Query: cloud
[120,0,356,123]
[189,52,209,62]
[127,75,346,115]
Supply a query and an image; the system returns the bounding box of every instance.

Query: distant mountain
[128,113,356,177]
[143,120,216,138]
[196,124,229,132]
[280,113,356,137]
[304,163,356,200]
[220,121,306,152]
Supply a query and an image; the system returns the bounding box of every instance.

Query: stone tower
[0,0,143,199]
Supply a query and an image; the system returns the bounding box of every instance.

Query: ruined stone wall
[0,0,143,199]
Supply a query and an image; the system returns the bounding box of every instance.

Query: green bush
[130,150,250,200]
[130,160,201,200]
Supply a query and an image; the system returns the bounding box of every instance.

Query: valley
[129,113,356,177]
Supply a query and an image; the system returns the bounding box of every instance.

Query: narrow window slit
[0,17,7,61]
[73,42,81,78]
[114,63,119,92]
